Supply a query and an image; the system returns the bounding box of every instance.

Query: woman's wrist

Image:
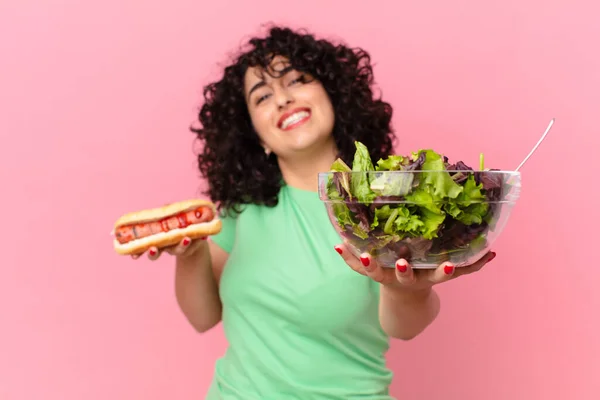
[176,239,209,264]
[381,283,433,305]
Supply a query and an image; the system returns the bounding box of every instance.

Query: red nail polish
[183,238,191,246]
[149,249,157,256]
[334,246,343,255]
[396,261,407,273]
[360,255,370,267]
[488,252,496,262]
[444,264,454,275]
[201,237,207,240]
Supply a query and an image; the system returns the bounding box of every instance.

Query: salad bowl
[318,142,521,269]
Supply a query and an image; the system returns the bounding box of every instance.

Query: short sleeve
[210,208,239,253]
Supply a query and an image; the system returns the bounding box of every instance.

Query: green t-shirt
[205,184,393,399]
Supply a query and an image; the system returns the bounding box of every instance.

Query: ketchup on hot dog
[115,206,214,245]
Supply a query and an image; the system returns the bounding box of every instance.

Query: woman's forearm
[379,285,440,340]
[174,242,222,333]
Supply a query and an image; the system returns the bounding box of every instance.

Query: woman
[135,26,496,399]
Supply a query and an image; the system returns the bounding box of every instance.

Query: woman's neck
[277,141,338,192]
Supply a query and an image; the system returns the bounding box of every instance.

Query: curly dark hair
[191,25,396,214]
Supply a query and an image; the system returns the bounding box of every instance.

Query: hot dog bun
[112,199,222,256]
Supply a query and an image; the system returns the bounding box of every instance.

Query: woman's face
[243,56,336,160]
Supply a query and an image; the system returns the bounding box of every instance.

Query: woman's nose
[273,86,294,109]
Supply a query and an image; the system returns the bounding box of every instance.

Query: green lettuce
[326,141,495,257]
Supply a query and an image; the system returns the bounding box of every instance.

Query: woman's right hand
[131,236,207,261]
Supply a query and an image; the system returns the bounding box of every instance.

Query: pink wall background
[1,0,598,399]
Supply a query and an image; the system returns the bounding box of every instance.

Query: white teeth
[281,111,309,129]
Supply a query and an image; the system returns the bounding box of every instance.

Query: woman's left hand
[334,243,497,291]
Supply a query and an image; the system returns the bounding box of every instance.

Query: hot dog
[112,199,222,256]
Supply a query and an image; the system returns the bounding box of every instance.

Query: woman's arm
[174,240,229,333]
[335,242,496,340]
[379,286,440,340]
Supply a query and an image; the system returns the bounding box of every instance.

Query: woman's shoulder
[211,200,279,252]
[215,201,271,230]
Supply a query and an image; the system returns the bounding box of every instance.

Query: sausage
[114,206,214,244]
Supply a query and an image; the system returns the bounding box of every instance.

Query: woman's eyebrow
[247,81,266,99]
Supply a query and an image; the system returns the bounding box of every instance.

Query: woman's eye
[256,93,270,104]
[289,74,306,85]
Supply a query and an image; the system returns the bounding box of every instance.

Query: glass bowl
[318,169,521,269]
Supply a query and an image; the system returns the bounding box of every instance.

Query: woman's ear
[257,135,272,157]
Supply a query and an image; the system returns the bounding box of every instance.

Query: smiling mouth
[278,108,311,131]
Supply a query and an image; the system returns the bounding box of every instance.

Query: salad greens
[326,141,503,261]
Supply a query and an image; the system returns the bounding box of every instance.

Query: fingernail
[487,252,496,262]
[444,264,454,275]
[183,238,191,246]
[201,237,207,240]
[396,260,407,273]
[149,249,157,256]
[360,255,370,267]
[334,245,343,255]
